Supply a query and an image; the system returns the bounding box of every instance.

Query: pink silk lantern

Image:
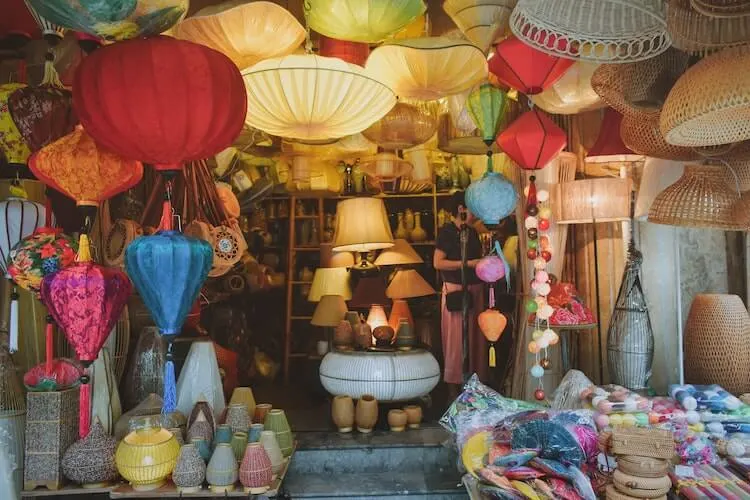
[40,235,131,438]
[478,309,507,367]
[475,241,510,308]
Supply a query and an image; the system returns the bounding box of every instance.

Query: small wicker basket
[610,427,675,459]
[612,469,672,498]
[617,455,670,478]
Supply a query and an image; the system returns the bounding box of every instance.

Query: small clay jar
[331,395,355,433]
[388,409,408,432]
[353,317,372,350]
[403,405,423,429]
[373,325,395,347]
[355,395,378,433]
[333,320,354,350]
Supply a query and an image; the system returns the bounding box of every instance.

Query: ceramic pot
[345,311,360,330]
[388,409,408,432]
[394,320,417,350]
[253,403,272,424]
[206,443,238,493]
[333,320,354,349]
[353,319,372,349]
[248,423,264,443]
[187,401,216,434]
[187,411,213,445]
[316,340,329,356]
[190,437,211,462]
[115,419,179,491]
[260,430,284,479]
[355,395,378,433]
[239,442,273,494]
[226,403,250,434]
[214,424,233,446]
[403,405,423,429]
[172,444,206,493]
[168,427,184,446]
[62,420,118,487]
[231,432,248,463]
[373,325,395,346]
[176,342,226,421]
[264,409,293,457]
[229,387,256,419]
[331,395,355,433]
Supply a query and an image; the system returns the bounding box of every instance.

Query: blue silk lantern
[125,230,212,413]
[466,166,518,226]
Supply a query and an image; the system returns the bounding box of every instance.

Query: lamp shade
[362,101,439,150]
[173,1,305,70]
[308,268,352,302]
[489,37,574,95]
[0,84,32,165]
[634,159,685,221]
[586,109,642,163]
[386,269,435,299]
[620,114,701,161]
[0,197,47,277]
[667,0,750,55]
[467,83,508,145]
[319,35,370,66]
[530,62,604,115]
[555,178,633,224]
[243,54,396,142]
[497,108,566,170]
[306,0,426,43]
[443,0,516,53]
[332,198,394,253]
[366,37,488,101]
[374,239,423,266]
[350,277,390,308]
[358,153,413,181]
[312,295,349,327]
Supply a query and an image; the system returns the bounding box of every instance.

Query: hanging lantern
[73,36,246,172]
[443,0,516,53]
[467,84,509,145]
[362,101,439,150]
[479,309,507,367]
[497,108,566,170]
[26,0,188,41]
[0,84,32,167]
[489,37,573,95]
[466,168,518,226]
[41,234,131,438]
[530,62,604,115]
[0,0,41,48]
[173,1,305,71]
[319,35,370,66]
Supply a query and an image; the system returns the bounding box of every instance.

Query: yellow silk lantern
[478,309,507,367]
[306,0,426,43]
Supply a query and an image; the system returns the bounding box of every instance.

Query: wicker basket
[617,455,670,478]
[684,294,750,394]
[610,428,675,459]
[667,0,750,54]
[689,0,750,17]
[606,485,662,500]
[621,114,701,161]
[613,470,671,498]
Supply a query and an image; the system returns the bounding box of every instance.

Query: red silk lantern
[497,108,566,170]
[586,108,640,163]
[319,35,370,66]
[478,309,507,368]
[489,37,574,95]
[0,0,41,47]
[72,35,246,171]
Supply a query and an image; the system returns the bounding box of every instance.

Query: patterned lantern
[478,309,507,367]
[41,234,131,437]
[72,36,246,172]
[489,37,574,95]
[497,109,566,170]
[0,84,32,166]
[319,35,370,66]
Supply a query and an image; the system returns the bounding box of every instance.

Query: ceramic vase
[214,424,233,446]
[404,209,415,233]
[90,347,122,436]
[228,387,256,420]
[410,212,427,242]
[353,319,372,350]
[61,420,118,487]
[121,327,164,411]
[115,418,179,491]
[226,403,250,434]
[394,319,417,350]
[248,423,264,443]
[388,409,408,432]
[345,311,360,330]
[253,403,272,424]
[187,411,213,445]
[172,444,206,493]
[331,396,355,433]
[264,409,293,457]
[206,443,238,493]
[259,430,284,479]
[176,342,226,421]
[191,437,211,462]
[239,443,273,494]
[395,212,408,239]
[404,405,423,429]
[188,400,216,433]
[168,428,184,446]
[333,320,354,350]
[231,432,248,463]
[355,395,378,433]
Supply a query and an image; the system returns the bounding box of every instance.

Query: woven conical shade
[509,0,671,63]
[667,0,750,54]
[386,269,435,299]
[374,239,423,266]
[647,163,743,229]
[620,114,702,161]
[362,101,439,150]
[443,0,516,53]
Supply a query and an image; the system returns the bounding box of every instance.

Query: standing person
[434,191,487,396]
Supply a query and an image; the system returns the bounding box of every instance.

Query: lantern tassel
[163,341,177,414]
[489,287,495,309]
[76,234,92,262]
[489,344,496,368]
[45,316,53,374]
[42,55,64,88]
[79,371,91,439]
[9,289,19,353]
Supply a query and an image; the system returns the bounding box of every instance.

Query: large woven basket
[647,163,743,229]
[617,455,670,478]
[610,427,675,459]
[621,114,701,161]
[684,294,750,394]
[667,0,750,54]
[612,470,672,498]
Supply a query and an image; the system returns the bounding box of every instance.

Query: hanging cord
[303,0,314,54]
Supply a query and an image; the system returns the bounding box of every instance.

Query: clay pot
[373,325,395,346]
[353,319,372,349]
[355,395,378,433]
[333,320,354,349]
[331,395,355,433]
[388,409,408,432]
[403,405,423,429]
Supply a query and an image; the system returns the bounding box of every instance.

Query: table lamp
[385,269,436,330]
[332,197,394,273]
[311,294,349,351]
[320,242,356,268]
[373,239,423,266]
[308,268,352,302]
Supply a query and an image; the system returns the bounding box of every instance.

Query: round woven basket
[617,456,670,478]
[509,0,670,63]
[612,470,671,498]
[689,0,750,17]
[606,485,664,500]
[661,46,750,147]
[667,0,750,54]
[684,294,750,394]
[647,163,743,229]
[621,114,701,161]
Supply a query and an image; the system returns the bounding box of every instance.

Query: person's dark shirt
[436,222,483,285]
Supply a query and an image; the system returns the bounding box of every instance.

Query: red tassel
[489,287,495,309]
[526,177,537,209]
[45,317,53,375]
[79,379,91,439]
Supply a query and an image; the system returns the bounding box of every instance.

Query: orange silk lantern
[478,309,507,367]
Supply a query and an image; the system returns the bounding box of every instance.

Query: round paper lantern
[7,228,77,296]
[319,35,370,66]
[476,256,507,284]
[0,84,32,166]
[73,36,246,171]
[530,62,604,115]
[466,164,518,225]
[489,37,574,95]
[478,309,507,367]
[362,101,439,150]
[497,109,567,170]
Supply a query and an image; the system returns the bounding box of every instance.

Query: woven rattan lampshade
[311,295,349,327]
[733,191,750,229]
[374,239,423,266]
[660,46,750,148]
[362,101,439,150]
[306,0,426,43]
[648,163,742,229]
[443,0,517,53]
[555,178,633,224]
[386,269,435,299]
[530,62,605,115]
[366,37,487,100]
[242,54,397,142]
[509,0,671,63]
[689,0,750,17]
[634,159,686,220]
[332,197,395,252]
[173,1,305,70]
[358,153,413,181]
[684,294,750,394]
[667,0,750,54]
[308,268,352,302]
[620,114,702,161]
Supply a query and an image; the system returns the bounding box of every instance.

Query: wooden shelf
[294,215,319,219]
[290,315,312,320]
[292,247,319,251]
[290,281,312,285]
[23,485,115,497]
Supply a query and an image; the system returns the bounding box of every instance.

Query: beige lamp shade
[386,269,435,299]
[555,178,633,224]
[358,153,413,181]
[634,158,685,221]
[281,134,377,160]
[173,1,305,70]
[333,198,395,252]
[311,295,349,326]
[531,62,605,115]
[403,146,433,182]
[362,101,439,150]
[366,37,488,101]
[443,0,516,53]
[366,305,390,330]
[308,268,352,302]
[374,239,423,266]
[242,54,397,142]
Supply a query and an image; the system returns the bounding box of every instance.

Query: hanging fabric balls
[530,364,544,378]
